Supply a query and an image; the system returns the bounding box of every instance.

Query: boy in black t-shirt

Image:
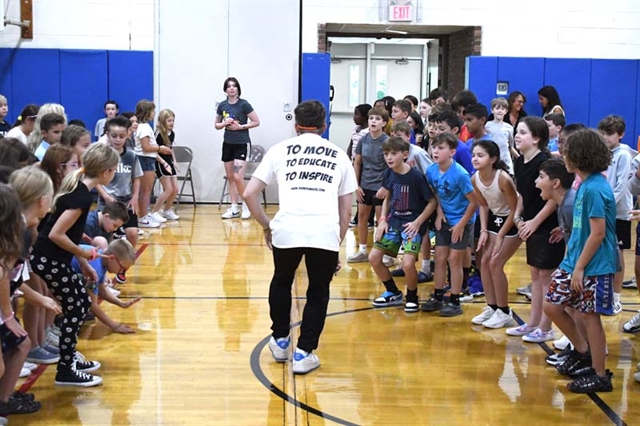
[369,137,437,312]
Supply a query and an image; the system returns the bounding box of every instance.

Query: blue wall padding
[0,49,13,122]
[497,57,545,117]
[544,59,591,126]
[10,49,61,121]
[60,50,108,133]
[589,60,638,146]
[636,66,640,150]
[108,50,154,113]
[301,53,331,138]
[466,56,497,107]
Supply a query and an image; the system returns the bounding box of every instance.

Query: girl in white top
[134,100,172,227]
[6,104,39,145]
[470,140,522,330]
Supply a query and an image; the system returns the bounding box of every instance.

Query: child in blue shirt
[432,110,474,174]
[543,129,617,393]
[71,239,141,334]
[369,137,437,312]
[544,113,565,155]
[423,133,477,317]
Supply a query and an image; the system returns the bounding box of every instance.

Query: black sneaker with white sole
[74,352,101,373]
[55,367,102,387]
[546,344,573,366]
[567,369,613,393]
[556,349,592,377]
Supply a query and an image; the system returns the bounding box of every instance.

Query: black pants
[270,246,338,353]
[30,254,91,370]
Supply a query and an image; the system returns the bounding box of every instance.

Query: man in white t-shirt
[243,100,356,375]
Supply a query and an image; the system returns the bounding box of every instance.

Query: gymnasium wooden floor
[16,205,640,426]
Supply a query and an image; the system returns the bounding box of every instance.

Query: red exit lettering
[389,5,412,21]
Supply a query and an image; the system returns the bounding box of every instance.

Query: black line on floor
[511,310,628,426]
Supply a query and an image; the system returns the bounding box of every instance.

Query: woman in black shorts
[214,77,261,220]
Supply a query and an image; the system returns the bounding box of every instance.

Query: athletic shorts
[222,142,248,162]
[616,219,631,250]
[525,231,565,270]
[546,268,614,315]
[138,156,156,172]
[374,225,423,258]
[359,189,383,207]
[156,158,177,178]
[487,211,518,237]
[435,222,473,250]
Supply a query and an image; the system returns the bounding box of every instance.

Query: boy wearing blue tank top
[423,133,477,317]
[370,137,437,312]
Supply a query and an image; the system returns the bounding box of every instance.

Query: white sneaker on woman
[151,212,167,223]
[163,209,180,220]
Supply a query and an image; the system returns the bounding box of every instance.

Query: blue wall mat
[497,58,545,117]
[0,49,14,123]
[544,59,591,126]
[301,53,331,138]
[60,50,108,137]
[466,56,498,107]
[108,50,154,114]
[589,59,638,146]
[635,63,640,150]
[10,49,61,120]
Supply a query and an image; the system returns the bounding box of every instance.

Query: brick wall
[445,26,482,96]
[317,23,327,53]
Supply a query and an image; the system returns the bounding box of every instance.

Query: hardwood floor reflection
[16,205,640,425]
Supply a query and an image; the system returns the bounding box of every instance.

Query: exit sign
[388,4,414,22]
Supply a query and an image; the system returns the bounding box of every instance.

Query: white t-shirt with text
[252,133,357,252]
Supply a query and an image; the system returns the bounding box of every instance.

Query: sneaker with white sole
[622,277,637,289]
[19,367,31,378]
[138,214,160,228]
[241,206,251,220]
[471,306,495,325]
[522,328,556,343]
[221,207,240,219]
[382,255,395,267]
[268,336,290,362]
[483,309,514,329]
[604,299,623,316]
[347,250,369,263]
[46,331,59,347]
[26,347,59,364]
[506,323,535,336]
[74,352,101,373]
[623,311,640,333]
[23,361,38,371]
[55,367,102,387]
[516,283,532,298]
[162,209,179,220]
[553,335,572,350]
[151,211,167,223]
[292,349,320,374]
[372,291,403,308]
[546,344,573,366]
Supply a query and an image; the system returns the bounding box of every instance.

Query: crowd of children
[0,96,185,423]
[345,87,640,393]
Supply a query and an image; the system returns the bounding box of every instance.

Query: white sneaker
[483,309,514,329]
[46,331,59,347]
[162,209,179,220]
[471,306,495,325]
[623,310,640,333]
[268,336,290,362]
[241,205,251,220]
[139,215,160,228]
[151,211,167,223]
[382,255,395,267]
[19,367,31,378]
[347,250,369,263]
[24,361,38,371]
[553,335,572,350]
[106,287,121,297]
[292,349,320,374]
[221,207,240,219]
[522,328,556,343]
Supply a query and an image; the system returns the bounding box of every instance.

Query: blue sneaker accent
[268,336,290,362]
[372,291,403,307]
[293,351,306,362]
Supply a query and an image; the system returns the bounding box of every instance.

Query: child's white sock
[421,259,431,274]
[231,203,239,213]
[358,244,367,252]
[614,292,621,303]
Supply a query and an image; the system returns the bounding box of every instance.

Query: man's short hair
[368,107,390,123]
[434,110,462,132]
[544,113,566,129]
[394,99,412,114]
[463,103,489,121]
[106,239,136,263]
[40,113,66,132]
[105,116,132,133]
[102,201,130,223]
[294,100,326,131]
